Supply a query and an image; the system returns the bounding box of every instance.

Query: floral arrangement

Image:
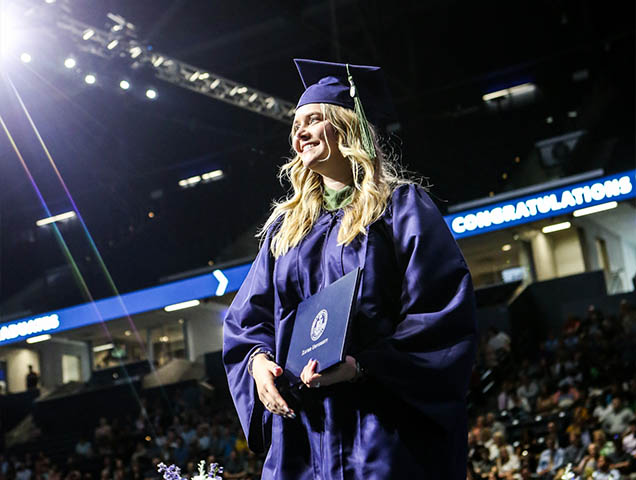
[158,460,223,480]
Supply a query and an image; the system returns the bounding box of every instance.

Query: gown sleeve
[355,183,477,432]
[223,227,277,453]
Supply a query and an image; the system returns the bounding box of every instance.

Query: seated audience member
[591,455,621,480]
[94,418,113,445]
[130,442,147,464]
[485,412,506,437]
[471,446,493,479]
[594,429,616,458]
[487,327,511,354]
[536,436,564,478]
[563,431,586,467]
[600,396,635,436]
[577,442,600,476]
[517,374,539,406]
[536,383,556,413]
[495,446,520,477]
[472,415,486,438]
[607,435,634,474]
[498,381,515,411]
[74,436,93,458]
[223,450,247,479]
[507,390,531,415]
[172,437,189,466]
[488,431,512,462]
[553,383,581,409]
[622,419,636,455]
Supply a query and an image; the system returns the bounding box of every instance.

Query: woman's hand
[300,355,357,388]
[251,354,295,419]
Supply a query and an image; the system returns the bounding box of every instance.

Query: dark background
[0,0,633,313]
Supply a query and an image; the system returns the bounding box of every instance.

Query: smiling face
[292,103,347,177]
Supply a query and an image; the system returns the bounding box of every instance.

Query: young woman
[223,59,477,479]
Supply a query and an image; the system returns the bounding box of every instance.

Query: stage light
[20,53,32,63]
[129,46,142,58]
[546,116,554,124]
[107,39,119,50]
[82,29,95,40]
[198,72,209,80]
[164,299,200,312]
[482,82,536,102]
[93,343,114,352]
[36,211,76,227]
[145,88,157,99]
[64,57,76,69]
[568,110,578,118]
[44,0,56,3]
[573,201,617,217]
[542,221,571,234]
[119,80,130,90]
[84,74,96,85]
[501,244,512,252]
[178,175,201,188]
[210,79,220,89]
[124,330,131,336]
[26,334,52,344]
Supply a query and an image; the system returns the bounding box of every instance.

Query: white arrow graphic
[213,269,228,296]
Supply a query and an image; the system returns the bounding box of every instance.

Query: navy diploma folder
[284,268,361,383]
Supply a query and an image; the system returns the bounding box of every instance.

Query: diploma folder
[284,268,361,383]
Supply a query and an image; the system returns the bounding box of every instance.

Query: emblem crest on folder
[310,309,328,341]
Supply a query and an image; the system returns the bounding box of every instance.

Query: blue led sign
[0,263,252,347]
[444,170,635,239]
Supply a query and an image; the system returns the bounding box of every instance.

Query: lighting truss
[20,1,296,123]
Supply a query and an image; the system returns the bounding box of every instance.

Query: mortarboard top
[293,59,392,127]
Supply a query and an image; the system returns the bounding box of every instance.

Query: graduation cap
[294,59,392,160]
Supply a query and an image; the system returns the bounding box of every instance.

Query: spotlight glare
[64,57,76,69]
[119,80,130,90]
[20,53,32,63]
[84,74,96,85]
[145,88,157,99]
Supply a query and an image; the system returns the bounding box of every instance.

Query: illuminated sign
[444,170,635,239]
[0,314,60,342]
[0,263,251,347]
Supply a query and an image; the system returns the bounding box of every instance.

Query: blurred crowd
[1,300,635,480]
[468,300,636,479]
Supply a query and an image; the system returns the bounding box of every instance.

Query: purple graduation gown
[223,184,477,479]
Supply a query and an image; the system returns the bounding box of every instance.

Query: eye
[309,115,321,124]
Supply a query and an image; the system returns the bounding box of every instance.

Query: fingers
[254,360,295,419]
[260,381,295,418]
[300,359,322,388]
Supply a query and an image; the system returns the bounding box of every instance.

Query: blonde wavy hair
[259,103,410,258]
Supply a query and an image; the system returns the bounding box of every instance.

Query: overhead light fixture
[119,80,130,90]
[501,244,512,252]
[82,29,95,40]
[482,82,536,102]
[573,201,618,217]
[164,299,200,312]
[36,211,76,227]
[26,334,51,344]
[145,88,157,99]
[20,53,32,63]
[178,175,201,188]
[84,74,96,85]
[201,169,223,181]
[124,330,131,336]
[93,343,114,352]
[107,39,119,50]
[542,221,571,234]
[64,57,76,69]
